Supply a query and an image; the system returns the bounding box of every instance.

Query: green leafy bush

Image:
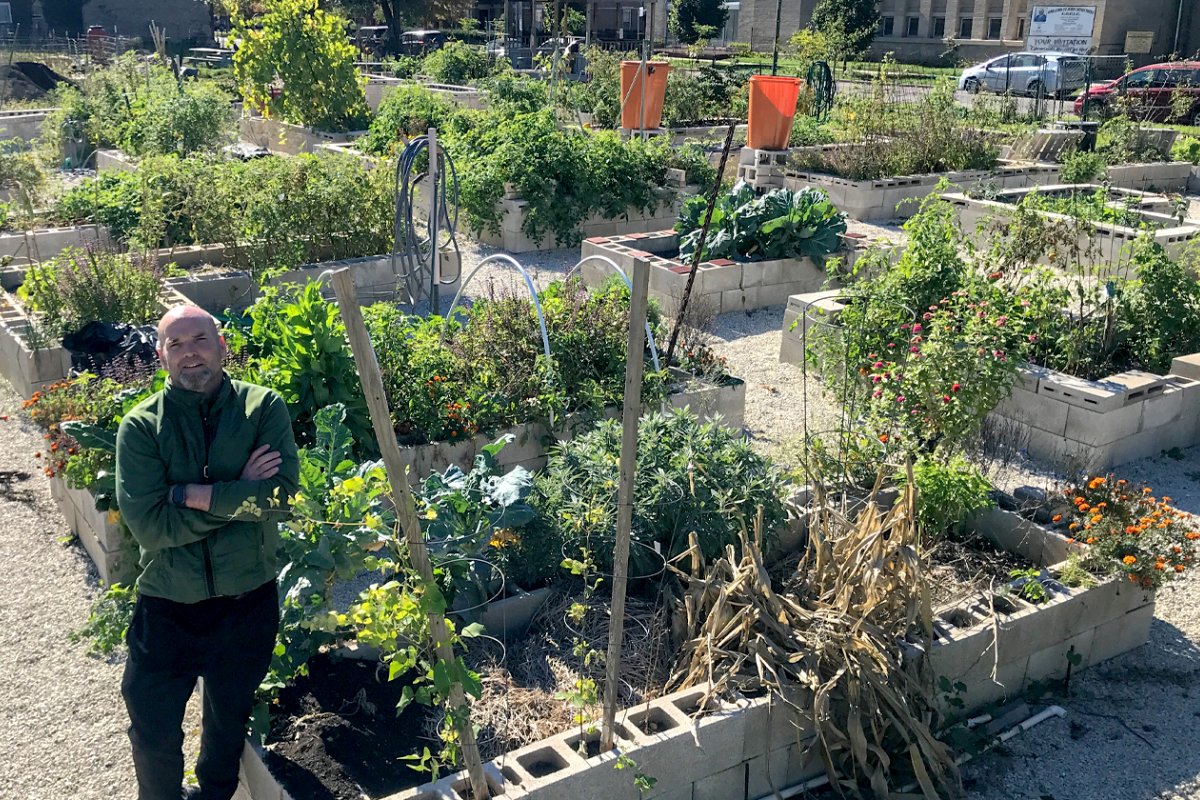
[1058,149,1106,183]
[232,0,370,132]
[422,40,492,85]
[909,455,993,537]
[1172,135,1200,164]
[20,248,164,336]
[676,183,847,264]
[358,85,457,157]
[534,409,789,577]
[51,151,394,275]
[69,583,139,656]
[43,54,234,158]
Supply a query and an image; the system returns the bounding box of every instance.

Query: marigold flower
[1126,526,1138,535]
[1123,555,1137,565]
[1186,533,1199,540]
[1144,487,1153,494]
[1066,538,1076,543]
[1087,536,1097,543]
[1130,574,1139,582]
[1069,523,1078,530]
[878,434,888,443]
[1173,546,1182,554]
[1079,504,1090,513]
[1176,565,1186,573]
[33,452,40,458]
[1155,563,1165,570]
[1097,502,1107,508]
[1162,496,1171,502]
[1118,479,1126,485]
[1091,514,1102,523]
[1053,514,1063,522]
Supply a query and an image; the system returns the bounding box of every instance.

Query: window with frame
[621,7,633,27]
[0,4,11,25]
[959,17,973,38]
[879,16,895,36]
[933,17,946,37]
[1123,69,1156,90]
[987,18,1002,39]
[1016,18,1025,39]
[906,16,920,36]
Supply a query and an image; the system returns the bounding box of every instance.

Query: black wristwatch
[171,484,187,507]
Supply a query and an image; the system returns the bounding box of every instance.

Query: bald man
[115,306,299,800]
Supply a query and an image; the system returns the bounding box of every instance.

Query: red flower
[951,383,961,392]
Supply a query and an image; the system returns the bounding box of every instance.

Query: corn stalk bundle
[668,482,960,799]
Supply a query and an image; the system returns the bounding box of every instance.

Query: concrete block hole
[565,726,635,758]
[516,746,570,778]
[451,771,505,800]
[629,705,679,735]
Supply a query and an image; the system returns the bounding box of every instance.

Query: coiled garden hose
[807,60,835,123]
[393,135,463,310]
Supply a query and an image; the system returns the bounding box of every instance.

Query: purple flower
[896,395,906,403]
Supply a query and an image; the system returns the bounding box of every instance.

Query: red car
[1074,62,1200,125]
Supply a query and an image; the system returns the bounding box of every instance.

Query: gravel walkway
[0,378,201,800]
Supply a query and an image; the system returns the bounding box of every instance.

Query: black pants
[121,581,278,800]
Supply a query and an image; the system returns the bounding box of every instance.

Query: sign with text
[1027,6,1096,54]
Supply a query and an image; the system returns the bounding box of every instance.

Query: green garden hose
[807,60,835,123]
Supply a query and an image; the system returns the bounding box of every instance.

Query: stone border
[988,356,1200,471]
[237,115,366,156]
[782,160,1062,221]
[48,475,140,586]
[579,229,857,316]
[0,224,108,266]
[479,192,689,254]
[0,108,56,143]
[1103,161,1194,192]
[236,499,1153,800]
[396,374,746,479]
[941,186,1200,272]
[422,82,488,111]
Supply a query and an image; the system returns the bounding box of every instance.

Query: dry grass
[670,485,961,798]
[442,586,674,761]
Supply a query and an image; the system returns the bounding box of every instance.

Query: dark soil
[264,653,433,800]
[925,533,1036,607]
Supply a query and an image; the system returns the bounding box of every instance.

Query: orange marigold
[1091,514,1102,523]
[1053,514,1063,522]
[1087,537,1098,544]
[1155,563,1166,571]
[1123,555,1137,565]
[1176,565,1186,573]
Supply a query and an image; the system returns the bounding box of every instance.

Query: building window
[987,18,1003,39]
[621,7,634,28]
[0,4,11,25]
[959,17,973,38]
[879,16,895,36]
[933,17,946,37]
[1016,18,1025,39]
[906,16,920,36]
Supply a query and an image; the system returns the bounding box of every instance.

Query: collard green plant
[677,183,847,265]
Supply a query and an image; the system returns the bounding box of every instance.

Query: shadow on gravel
[0,468,36,505]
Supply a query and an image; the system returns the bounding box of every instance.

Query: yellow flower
[424,507,438,520]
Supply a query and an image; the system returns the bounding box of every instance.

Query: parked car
[485,37,522,59]
[533,36,582,59]
[1073,62,1200,125]
[356,25,390,56]
[958,52,1087,97]
[399,30,447,56]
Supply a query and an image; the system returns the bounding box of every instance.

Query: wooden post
[600,256,650,752]
[330,269,491,800]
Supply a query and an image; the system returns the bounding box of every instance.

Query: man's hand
[183,483,213,512]
[240,444,283,482]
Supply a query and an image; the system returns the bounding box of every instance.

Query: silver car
[958,51,1087,97]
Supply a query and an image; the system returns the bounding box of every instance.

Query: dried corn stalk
[669,479,959,799]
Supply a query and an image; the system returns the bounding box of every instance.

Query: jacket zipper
[200,403,218,599]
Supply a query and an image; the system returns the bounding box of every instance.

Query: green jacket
[116,376,299,604]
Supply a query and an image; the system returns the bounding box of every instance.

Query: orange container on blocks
[747,75,802,150]
[620,61,672,130]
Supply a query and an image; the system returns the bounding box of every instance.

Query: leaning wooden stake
[330,269,491,800]
[601,257,651,752]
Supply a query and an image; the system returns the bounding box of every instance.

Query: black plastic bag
[62,322,160,375]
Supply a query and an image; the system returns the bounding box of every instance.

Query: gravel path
[0,378,201,800]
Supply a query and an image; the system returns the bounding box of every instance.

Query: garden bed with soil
[942,185,1200,272]
[235,490,1154,800]
[783,160,1062,221]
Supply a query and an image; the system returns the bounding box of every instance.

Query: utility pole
[770,0,783,75]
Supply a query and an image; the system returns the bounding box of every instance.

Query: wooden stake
[330,269,491,800]
[600,256,650,752]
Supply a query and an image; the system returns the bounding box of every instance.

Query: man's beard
[177,366,213,392]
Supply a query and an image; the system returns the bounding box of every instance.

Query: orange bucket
[620,61,671,130]
[747,75,802,150]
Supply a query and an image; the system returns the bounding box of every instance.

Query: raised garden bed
[48,475,139,586]
[941,185,1200,272]
[782,161,1062,221]
[988,355,1200,471]
[238,115,365,157]
[1102,161,1194,193]
[234,493,1154,800]
[0,108,56,143]
[0,224,109,266]
[781,291,1200,471]
[396,371,746,479]
[480,193,690,254]
[421,82,487,111]
[579,228,876,316]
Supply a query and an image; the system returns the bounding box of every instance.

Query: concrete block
[1036,372,1126,414]
[698,265,741,294]
[240,742,283,800]
[691,763,744,800]
[720,288,749,315]
[993,386,1069,437]
[1064,402,1142,447]
[745,746,794,799]
[1139,385,1183,431]
[968,506,1047,564]
[1024,626,1096,687]
[955,654,1029,713]
[1088,601,1155,666]
[1108,424,1181,467]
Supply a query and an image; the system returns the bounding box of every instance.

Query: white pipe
[749,706,1066,800]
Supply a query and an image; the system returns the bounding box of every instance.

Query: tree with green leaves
[809,0,879,63]
[668,0,728,46]
[232,0,370,132]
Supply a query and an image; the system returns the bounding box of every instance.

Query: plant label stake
[330,268,491,800]
[601,256,650,752]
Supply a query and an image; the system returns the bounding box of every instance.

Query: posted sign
[1027,6,1096,54]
